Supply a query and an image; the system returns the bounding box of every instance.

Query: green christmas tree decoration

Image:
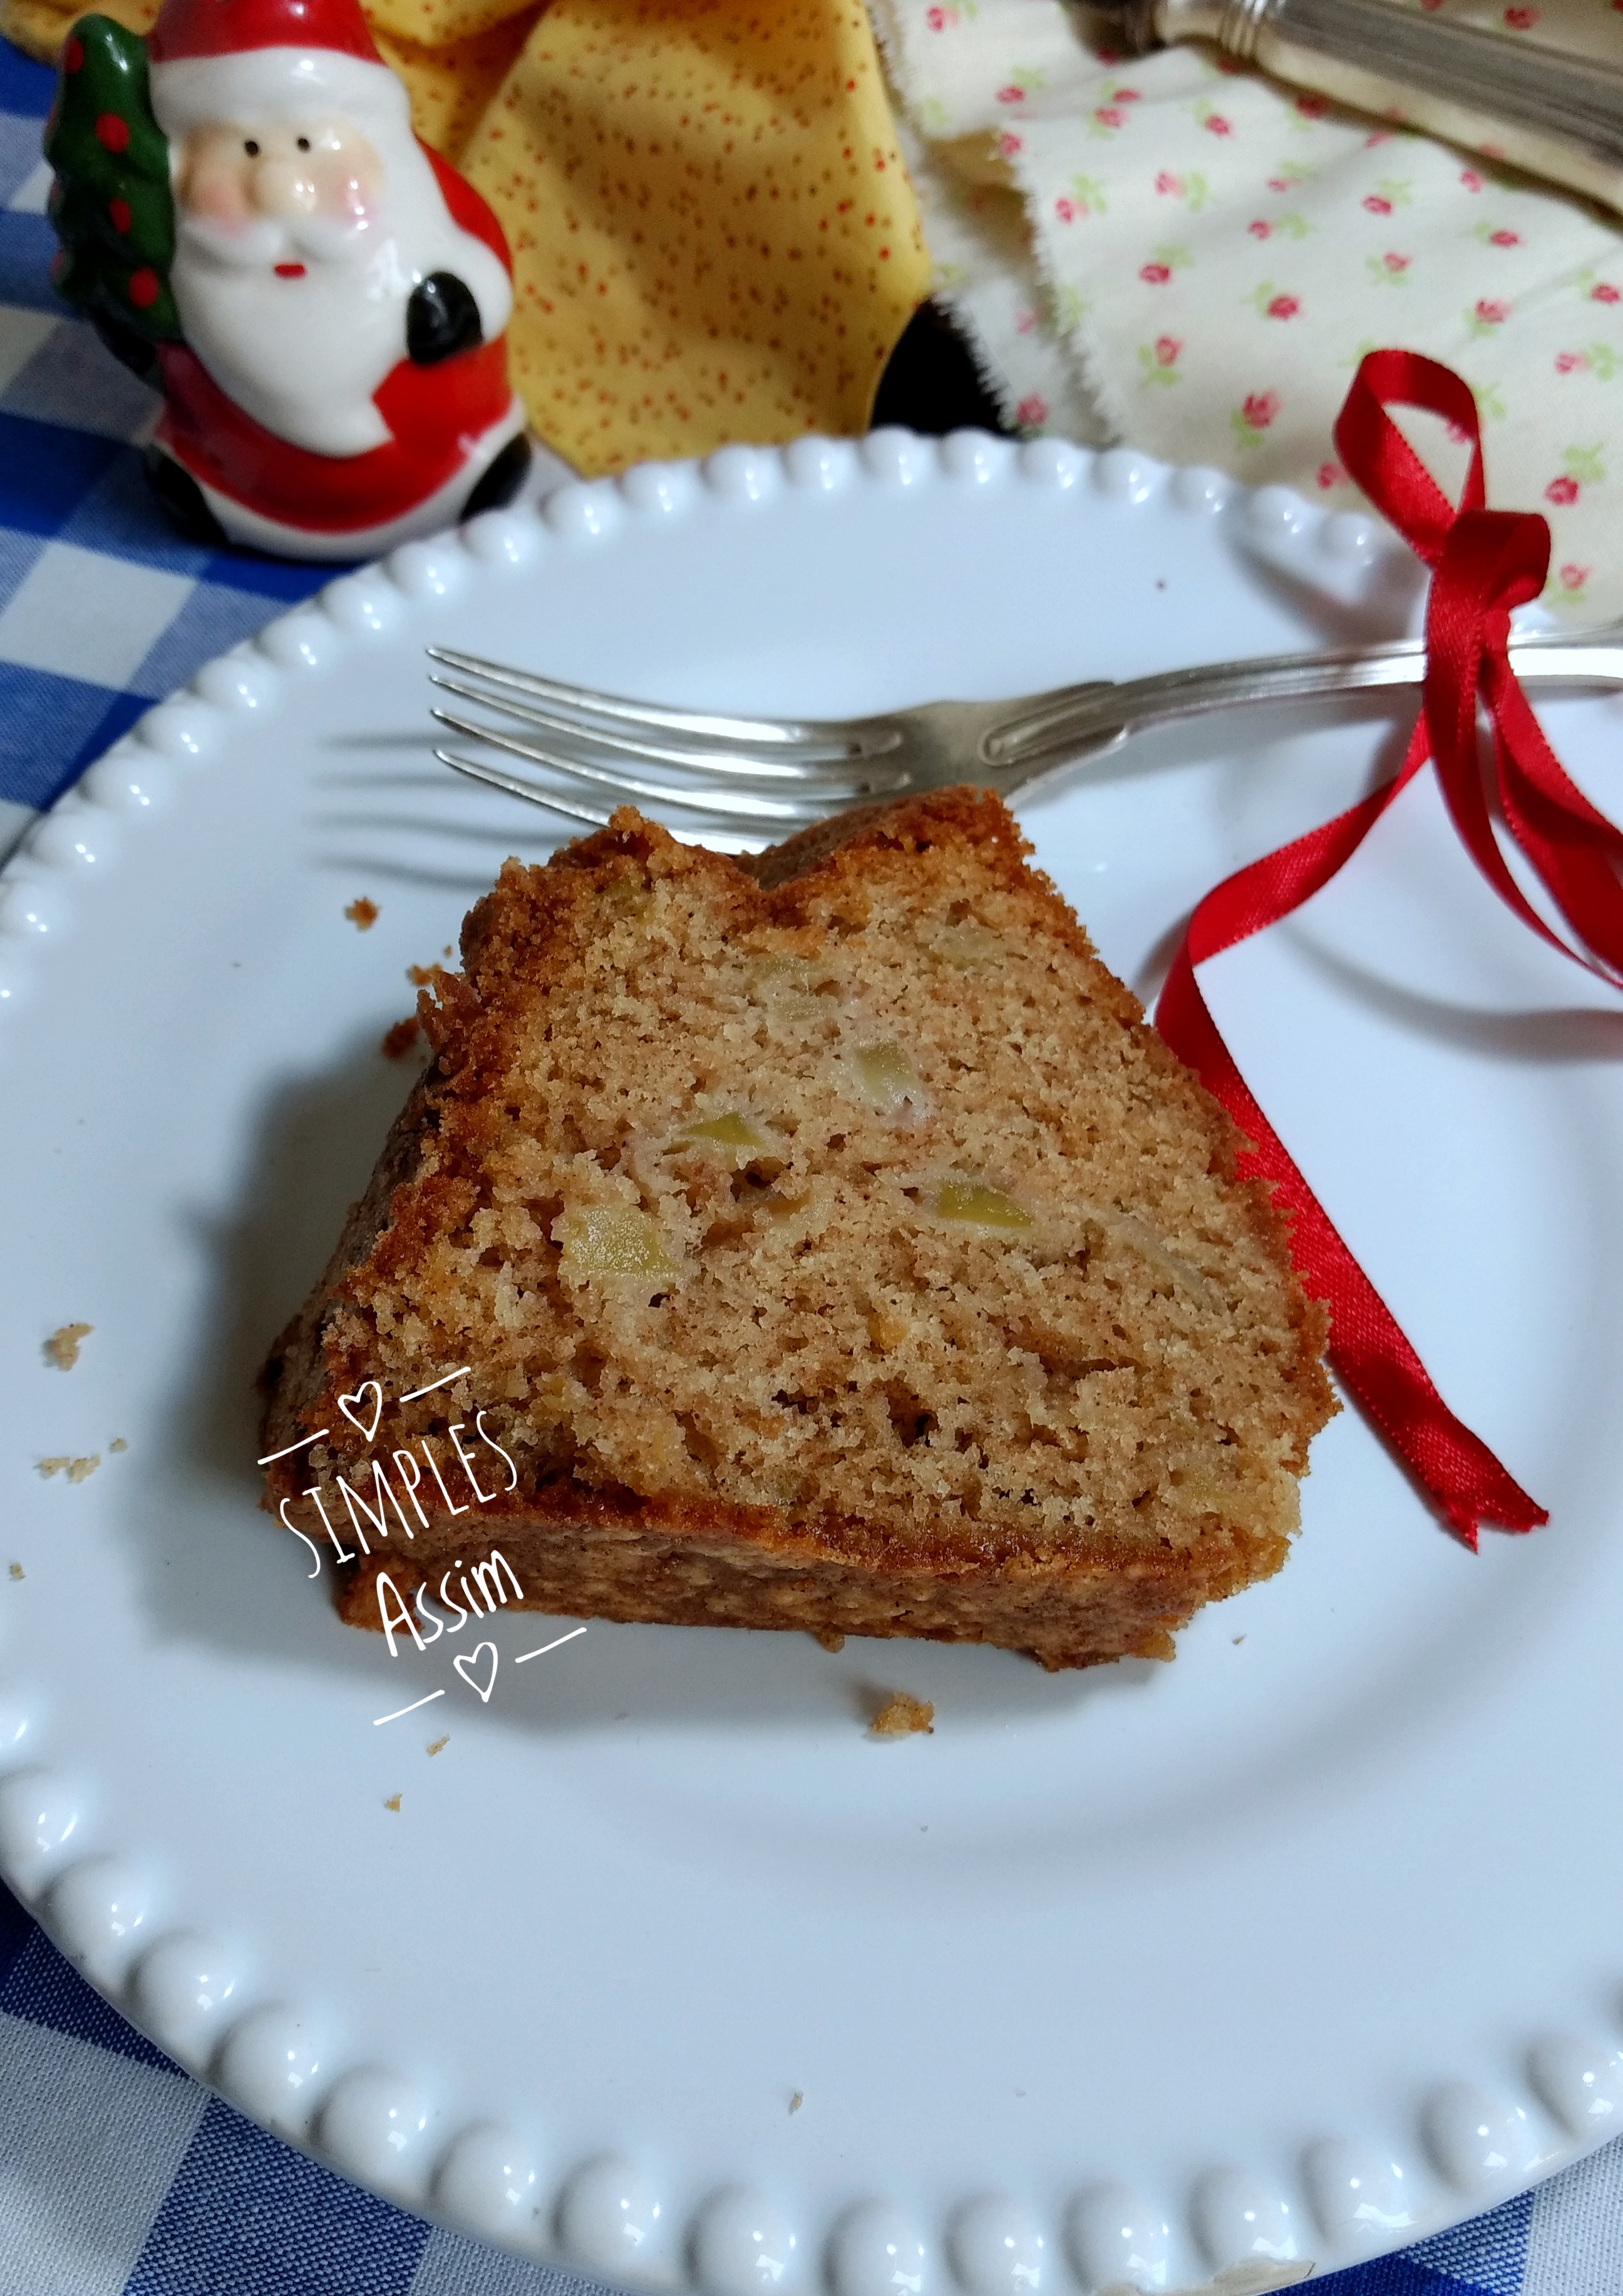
[44,14,182,378]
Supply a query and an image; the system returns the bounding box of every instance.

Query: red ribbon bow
[1156,348,1623,1547]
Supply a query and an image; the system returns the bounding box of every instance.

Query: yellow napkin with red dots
[3,0,931,473]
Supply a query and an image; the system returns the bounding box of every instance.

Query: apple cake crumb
[789,2091,803,2114]
[110,1438,128,1453]
[8,1563,23,1581]
[38,1455,100,1482]
[43,1323,91,1370]
[346,898,379,929]
[870,1691,935,1738]
[383,1793,401,1811]
[426,1735,449,1756]
[381,1017,421,1060]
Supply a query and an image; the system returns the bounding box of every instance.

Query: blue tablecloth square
[123,2097,433,2296]
[1,1925,181,2075]
[0,34,51,110]
[0,656,146,808]
[0,406,123,534]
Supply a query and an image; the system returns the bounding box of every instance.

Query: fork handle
[1108,0,1623,215]
[981,630,1623,773]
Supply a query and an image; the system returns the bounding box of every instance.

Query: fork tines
[427,646,910,833]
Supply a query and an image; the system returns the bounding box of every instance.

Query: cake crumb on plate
[383,1793,401,1811]
[346,898,379,929]
[789,2091,803,2114]
[426,1735,449,1756]
[381,1017,421,1060]
[38,1455,100,1482]
[8,1564,23,1581]
[43,1323,91,1370]
[110,1438,128,1453]
[870,1691,934,1738]
[812,1628,845,1653]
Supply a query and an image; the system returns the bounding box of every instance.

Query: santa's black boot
[144,445,229,547]
[461,432,532,520]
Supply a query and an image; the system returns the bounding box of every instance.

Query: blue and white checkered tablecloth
[4,29,1623,2295]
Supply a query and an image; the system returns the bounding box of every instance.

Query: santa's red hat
[146,0,410,140]
[148,0,382,68]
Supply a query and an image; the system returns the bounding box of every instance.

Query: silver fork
[428,624,1623,849]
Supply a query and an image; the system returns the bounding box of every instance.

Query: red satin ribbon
[1155,348,1623,1546]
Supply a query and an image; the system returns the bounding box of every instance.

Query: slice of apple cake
[260,790,1334,1669]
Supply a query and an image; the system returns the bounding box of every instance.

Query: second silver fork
[428,624,1623,849]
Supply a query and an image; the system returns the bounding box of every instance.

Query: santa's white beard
[168,128,512,460]
[172,219,406,455]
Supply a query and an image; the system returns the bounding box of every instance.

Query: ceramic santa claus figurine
[46,0,529,559]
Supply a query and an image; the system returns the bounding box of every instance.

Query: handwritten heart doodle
[454,1642,498,1703]
[337,1382,384,1444]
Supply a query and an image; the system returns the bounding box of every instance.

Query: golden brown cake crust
[261,790,1334,1668]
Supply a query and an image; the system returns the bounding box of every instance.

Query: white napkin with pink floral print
[870,0,1623,620]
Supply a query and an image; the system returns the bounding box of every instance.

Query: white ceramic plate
[4,430,1623,2296]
